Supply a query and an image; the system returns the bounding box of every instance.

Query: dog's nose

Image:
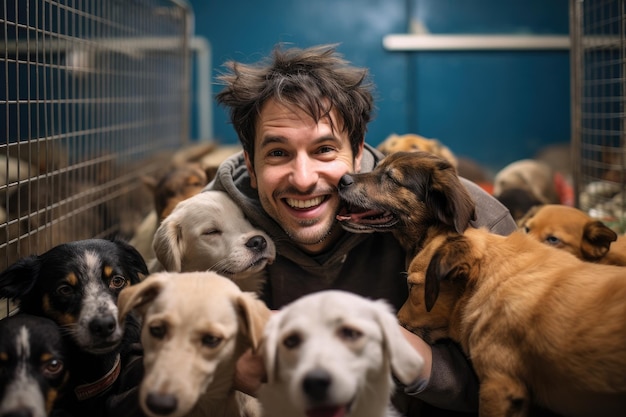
[89,316,117,338]
[146,392,178,415]
[338,174,354,189]
[246,235,267,252]
[302,369,332,401]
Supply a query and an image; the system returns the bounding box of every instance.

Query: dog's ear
[113,239,149,283]
[153,218,184,272]
[581,220,617,261]
[0,256,41,300]
[424,235,472,312]
[372,299,424,385]
[427,166,476,233]
[235,292,271,352]
[117,273,168,321]
[517,204,543,228]
[260,310,284,384]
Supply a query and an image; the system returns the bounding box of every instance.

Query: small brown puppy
[377,133,459,169]
[519,204,626,266]
[118,271,270,417]
[337,151,476,261]
[397,226,626,417]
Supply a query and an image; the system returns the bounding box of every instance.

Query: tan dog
[377,133,458,169]
[397,226,626,417]
[117,271,271,417]
[258,290,424,417]
[518,204,626,266]
[493,159,560,205]
[152,191,276,292]
[337,151,476,262]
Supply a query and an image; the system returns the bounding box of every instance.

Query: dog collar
[74,354,121,401]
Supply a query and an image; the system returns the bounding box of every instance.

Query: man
[208,43,516,414]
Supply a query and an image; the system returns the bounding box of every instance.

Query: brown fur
[377,133,458,169]
[397,226,626,417]
[337,151,476,261]
[518,204,626,266]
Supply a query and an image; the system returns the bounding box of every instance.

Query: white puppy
[152,191,276,293]
[258,290,424,417]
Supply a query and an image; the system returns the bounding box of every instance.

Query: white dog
[117,271,271,417]
[152,191,276,293]
[258,290,424,417]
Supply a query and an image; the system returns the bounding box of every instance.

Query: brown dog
[518,204,626,266]
[377,133,459,169]
[337,151,476,261]
[397,226,626,417]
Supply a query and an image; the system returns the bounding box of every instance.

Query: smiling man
[208,43,516,416]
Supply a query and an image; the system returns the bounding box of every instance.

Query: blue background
[191,0,570,173]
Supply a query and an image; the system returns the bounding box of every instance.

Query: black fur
[0,239,148,417]
[0,313,70,417]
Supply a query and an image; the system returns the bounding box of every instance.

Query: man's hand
[234,347,267,397]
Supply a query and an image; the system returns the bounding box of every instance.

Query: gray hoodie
[207,143,516,413]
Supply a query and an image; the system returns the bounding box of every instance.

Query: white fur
[152,191,275,293]
[258,290,424,417]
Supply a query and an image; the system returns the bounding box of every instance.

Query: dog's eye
[337,325,362,342]
[109,275,127,289]
[282,333,302,349]
[149,324,167,339]
[42,358,64,378]
[545,235,561,246]
[202,229,221,236]
[56,285,73,296]
[201,334,222,348]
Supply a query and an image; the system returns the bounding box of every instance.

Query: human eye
[267,149,286,158]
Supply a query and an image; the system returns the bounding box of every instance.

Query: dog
[258,290,424,417]
[377,133,459,169]
[493,159,560,206]
[0,313,70,417]
[151,191,276,293]
[117,271,271,417]
[495,187,544,221]
[0,239,149,417]
[397,226,626,417]
[336,151,476,262]
[518,204,626,266]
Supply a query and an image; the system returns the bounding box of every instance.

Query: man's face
[245,99,363,254]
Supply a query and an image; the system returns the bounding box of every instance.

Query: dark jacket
[207,143,517,414]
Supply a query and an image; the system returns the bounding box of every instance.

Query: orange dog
[397,226,626,417]
[518,204,626,266]
[377,133,458,169]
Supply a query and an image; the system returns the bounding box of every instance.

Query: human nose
[289,154,319,191]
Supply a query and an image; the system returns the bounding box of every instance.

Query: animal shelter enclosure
[570,0,626,232]
[1,0,192,317]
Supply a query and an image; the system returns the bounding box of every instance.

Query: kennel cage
[1,0,193,317]
[570,0,626,232]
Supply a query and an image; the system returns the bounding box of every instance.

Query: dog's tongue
[306,406,348,417]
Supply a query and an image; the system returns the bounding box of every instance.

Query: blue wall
[192,0,570,172]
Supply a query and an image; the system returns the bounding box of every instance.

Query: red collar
[74,354,121,401]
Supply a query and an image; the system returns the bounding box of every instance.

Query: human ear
[354,141,364,173]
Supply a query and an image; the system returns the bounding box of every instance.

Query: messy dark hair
[215,43,375,162]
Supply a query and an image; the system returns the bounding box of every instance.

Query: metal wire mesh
[570,0,626,232]
[1,0,191,317]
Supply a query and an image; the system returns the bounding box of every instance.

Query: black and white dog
[0,239,148,417]
[0,313,70,417]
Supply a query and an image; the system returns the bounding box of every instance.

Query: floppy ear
[152,218,184,272]
[0,256,41,300]
[581,220,617,260]
[118,273,168,321]
[113,239,149,283]
[235,292,271,352]
[424,236,472,312]
[517,204,542,228]
[373,299,424,385]
[428,166,476,233]
[260,310,284,384]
